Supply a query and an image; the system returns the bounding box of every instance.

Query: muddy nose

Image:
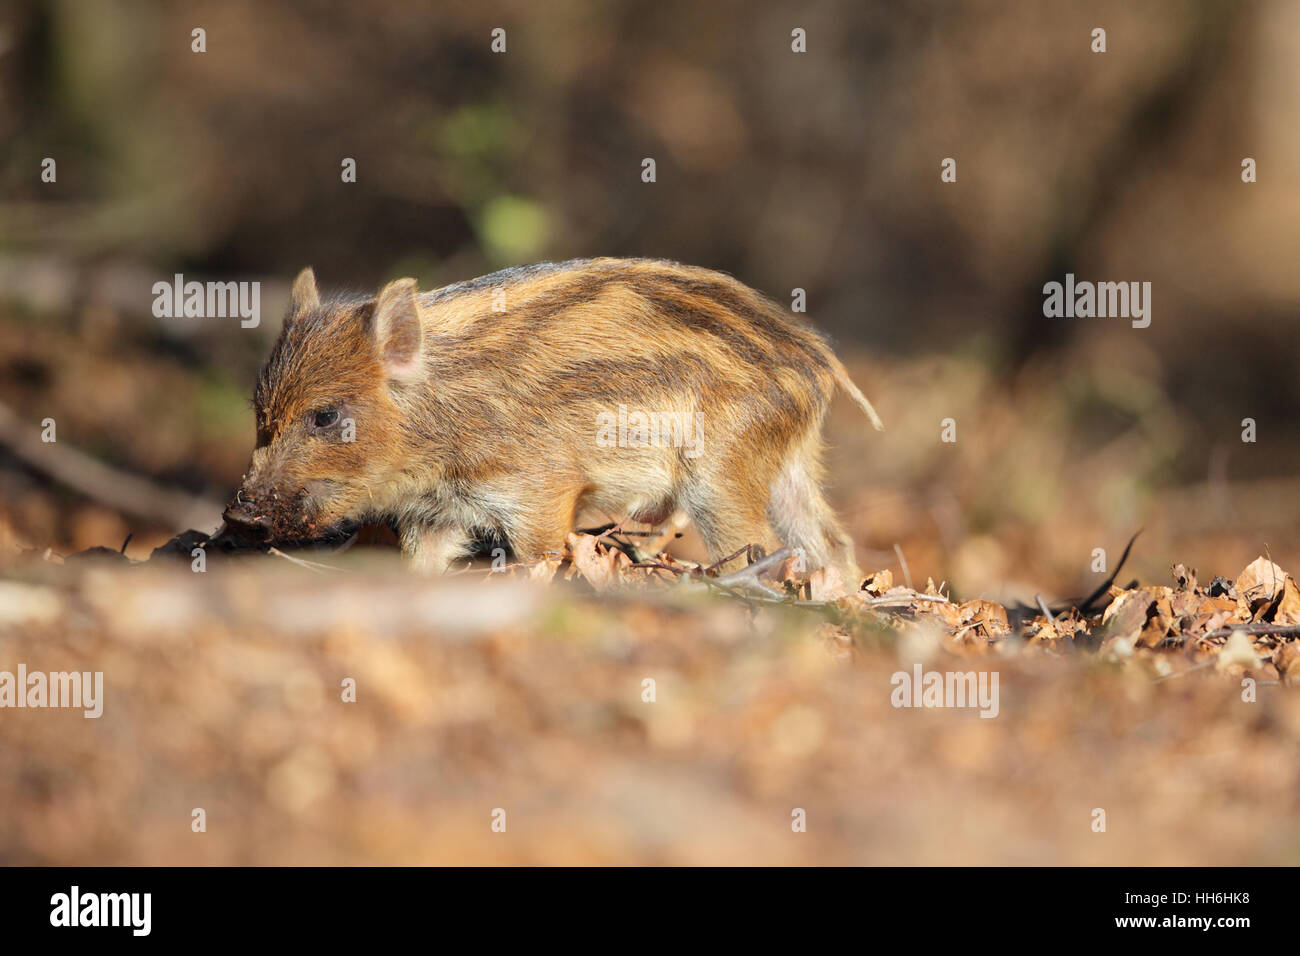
[223,500,273,537]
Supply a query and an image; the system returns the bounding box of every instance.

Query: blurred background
[5,0,1300,870]
[2,0,1299,600]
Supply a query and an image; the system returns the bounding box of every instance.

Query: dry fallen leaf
[962,600,1010,637]
[1275,576,1300,626]
[1138,591,1176,648]
[566,532,630,591]
[807,565,848,601]
[1235,556,1289,616]
[1102,589,1155,644]
[1273,641,1300,687]
[861,569,893,595]
[1171,563,1198,592]
[528,554,563,584]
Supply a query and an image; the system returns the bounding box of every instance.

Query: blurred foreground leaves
[1,536,1298,865]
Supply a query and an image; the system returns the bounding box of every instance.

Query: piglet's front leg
[399,523,474,574]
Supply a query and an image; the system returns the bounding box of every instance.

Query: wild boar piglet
[223,258,883,578]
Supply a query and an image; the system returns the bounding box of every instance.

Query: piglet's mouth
[221,492,366,552]
[222,491,317,542]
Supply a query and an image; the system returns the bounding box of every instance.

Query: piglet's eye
[313,409,340,429]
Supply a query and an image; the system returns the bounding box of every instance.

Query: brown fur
[224,258,882,577]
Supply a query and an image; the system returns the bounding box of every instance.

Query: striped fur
[226,258,882,576]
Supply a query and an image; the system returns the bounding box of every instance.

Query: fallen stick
[0,399,222,530]
[629,561,693,576]
[711,546,792,596]
[894,543,913,590]
[863,593,950,607]
[266,547,344,573]
[1195,622,1300,641]
[705,546,752,574]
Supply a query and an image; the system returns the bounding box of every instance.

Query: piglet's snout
[222,498,273,537]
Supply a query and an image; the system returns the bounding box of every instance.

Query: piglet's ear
[290,266,320,314]
[371,277,425,382]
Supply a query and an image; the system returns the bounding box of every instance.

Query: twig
[630,561,694,576]
[578,523,672,538]
[864,593,950,607]
[329,529,361,554]
[1196,622,1300,641]
[710,546,792,596]
[1077,530,1142,616]
[894,543,913,590]
[705,546,751,574]
[1152,659,1216,683]
[706,588,836,610]
[446,558,546,576]
[1036,594,1056,623]
[266,547,344,573]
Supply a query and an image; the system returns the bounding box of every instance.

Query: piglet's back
[418,257,839,419]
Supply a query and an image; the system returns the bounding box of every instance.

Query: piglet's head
[223,267,429,541]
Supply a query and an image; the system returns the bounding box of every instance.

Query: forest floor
[1,532,1297,865]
